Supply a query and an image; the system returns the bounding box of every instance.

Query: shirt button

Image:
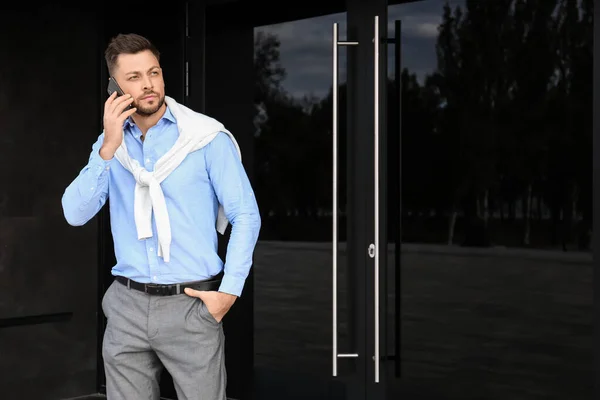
[90,187,94,191]
[149,247,154,252]
[146,158,151,163]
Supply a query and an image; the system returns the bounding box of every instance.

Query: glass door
[251,9,360,400]
[386,0,593,399]
[250,1,396,399]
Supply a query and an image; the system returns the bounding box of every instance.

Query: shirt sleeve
[61,133,112,226]
[205,131,261,297]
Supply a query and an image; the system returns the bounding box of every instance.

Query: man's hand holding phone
[100,91,136,160]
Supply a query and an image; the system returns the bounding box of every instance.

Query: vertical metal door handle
[332,22,359,377]
[373,14,381,384]
[332,20,339,379]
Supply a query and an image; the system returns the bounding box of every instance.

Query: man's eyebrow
[125,66,160,75]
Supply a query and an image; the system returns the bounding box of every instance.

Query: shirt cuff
[77,149,112,205]
[91,148,114,169]
[218,273,246,297]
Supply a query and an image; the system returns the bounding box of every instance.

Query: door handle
[392,19,402,380]
[373,14,381,384]
[332,22,358,377]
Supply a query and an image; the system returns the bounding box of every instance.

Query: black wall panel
[0,5,101,399]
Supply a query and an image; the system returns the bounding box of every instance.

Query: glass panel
[387,0,593,399]
[252,12,354,399]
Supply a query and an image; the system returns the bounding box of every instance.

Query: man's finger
[118,107,137,123]
[110,95,133,114]
[104,91,117,112]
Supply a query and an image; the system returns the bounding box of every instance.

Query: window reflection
[388,1,593,398]
[251,13,352,385]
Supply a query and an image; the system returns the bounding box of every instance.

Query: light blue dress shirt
[62,106,261,297]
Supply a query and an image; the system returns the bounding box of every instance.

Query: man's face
[113,50,165,117]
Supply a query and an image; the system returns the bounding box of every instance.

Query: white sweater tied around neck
[112,96,241,262]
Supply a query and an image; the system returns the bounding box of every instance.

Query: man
[62,33,261,400]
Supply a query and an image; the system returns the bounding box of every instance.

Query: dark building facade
[0,0,597,399]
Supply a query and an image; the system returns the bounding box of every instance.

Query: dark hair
[104,33,160,75]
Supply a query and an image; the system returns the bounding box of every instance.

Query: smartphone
[107,76,132,110]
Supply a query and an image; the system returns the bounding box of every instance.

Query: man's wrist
[99,144,118,160]
[218,291,238,300]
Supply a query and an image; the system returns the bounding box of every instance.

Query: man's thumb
[184,288,202,298]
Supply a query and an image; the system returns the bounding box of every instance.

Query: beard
[133,92,165,116]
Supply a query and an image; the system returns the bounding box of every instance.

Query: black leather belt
[114,271,223,296]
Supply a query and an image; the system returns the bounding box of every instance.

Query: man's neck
[131,103,167,137]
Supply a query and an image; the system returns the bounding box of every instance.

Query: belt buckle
[145,283,170,296]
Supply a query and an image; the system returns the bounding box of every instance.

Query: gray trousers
[101,279,227,400]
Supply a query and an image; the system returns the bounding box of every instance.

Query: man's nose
[142,77,153,90]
